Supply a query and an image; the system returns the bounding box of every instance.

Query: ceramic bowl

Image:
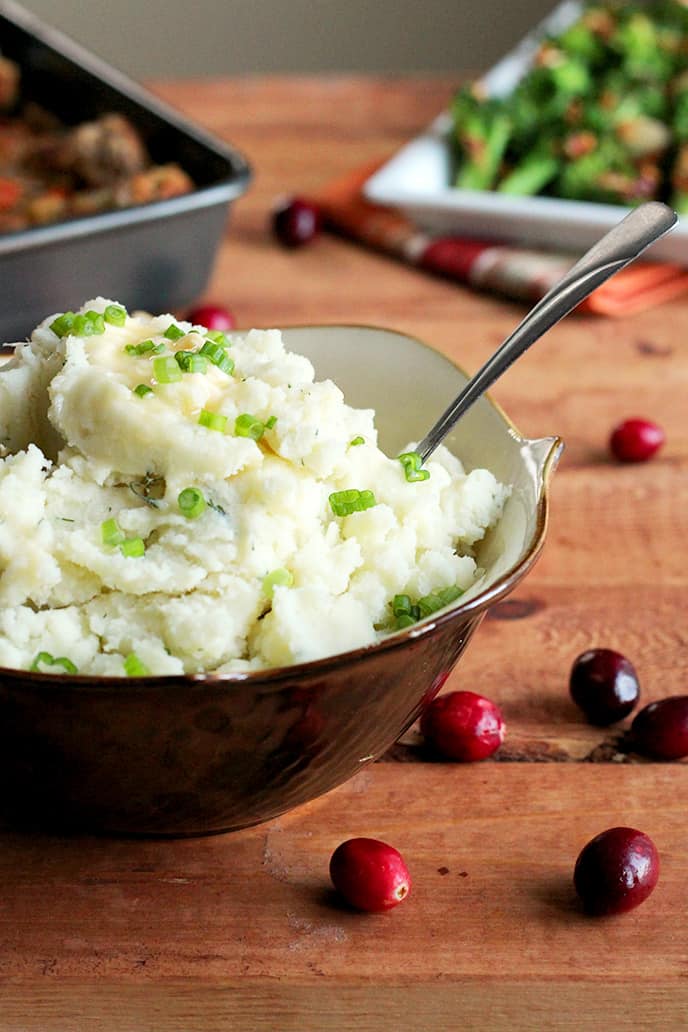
[0,326,562,836]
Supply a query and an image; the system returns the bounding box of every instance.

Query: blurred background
[21,0,554,78]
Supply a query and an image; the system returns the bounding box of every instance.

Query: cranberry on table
[272,196,322,248]
[631,695,688,760]
[569,648,640,725]
[574,827,659,916]
[329,837,411,913]
[420,690,505,761]
[609,418,665,463]
[186,303,236,331]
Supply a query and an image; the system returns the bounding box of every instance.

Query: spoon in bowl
[415,200,677,464]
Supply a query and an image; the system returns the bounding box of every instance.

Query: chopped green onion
[85,310,105,334]
[124,652,150,677]
[262,567,294,596]
[104,304,127,326]
[164,324,185,341]
[391,584,463,628]
[205,330,230,347]
[265,415,278,430]
[101,517,125,547]
[198,408,227,432]
[178,487,206,519]
[436,585,464,607]
[216,353,234,375]
[153,356,183,384]
[329,488,377,517]
[175,351,208,374]
[133,383,154,398]
[71,314,92,337]
[398,451,430,483]
[392,594,413,618]
[49,311,75,337]
[125,339,165,357]
[417,593,443,619]
[120,537,145,558]
[199,340,234,375]
[349,436,365,447]
[69,310,107,337]
[30,651,78,675]
[234,413,265,440]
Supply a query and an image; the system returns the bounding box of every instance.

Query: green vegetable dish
[451,1,688,210]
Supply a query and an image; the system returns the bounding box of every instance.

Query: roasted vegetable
[450,0,688,206]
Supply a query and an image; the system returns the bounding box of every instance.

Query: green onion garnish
[178,487,206,519]
[120,537,145,558]
[85,311,106,334]
[199,340,234,375]
[436,585,464,608]
[417,593,443,619]
[101,517,125,547]
[153,356,183,384]
[265,415,277,430]
[234,413,265,440]
[30,651,78,674]
[164,324,185,341]
[198,408,227,432]
[125,339,165,357]
[391,585,463,628]
[124,652,150,677]
[69,310,107,337]
[133,383,154,398]
[392,594,413,618]
[329,489,377,517]
[104,304,127,326]
[71,314,92,337]
[349,436,365,446]
[175,351,208,374]
[49,311,75,337]
[398,451,430,483]
[205,330,230,347]
[262,567,294,596]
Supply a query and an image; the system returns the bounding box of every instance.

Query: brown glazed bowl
[0,326,562,836]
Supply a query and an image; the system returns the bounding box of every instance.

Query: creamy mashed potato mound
[0,299,509,676]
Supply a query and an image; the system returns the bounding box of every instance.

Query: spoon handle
[416,201,677,463]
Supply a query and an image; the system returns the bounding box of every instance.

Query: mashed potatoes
[0,299,508,676]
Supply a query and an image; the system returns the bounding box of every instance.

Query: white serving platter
[363,0,688,263]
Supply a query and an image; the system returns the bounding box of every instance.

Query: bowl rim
[0,323,563,690]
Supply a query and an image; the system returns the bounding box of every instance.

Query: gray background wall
[18,0,553,79]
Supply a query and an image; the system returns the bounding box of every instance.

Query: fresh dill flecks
[207,497,227,517]
[128,473,166,508]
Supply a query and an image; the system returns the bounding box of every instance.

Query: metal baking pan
[0,0,252,341]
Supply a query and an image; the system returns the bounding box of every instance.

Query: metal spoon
[416,201,677,464]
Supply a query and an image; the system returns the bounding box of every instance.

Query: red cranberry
[631,695,688,759]
[420,690,505,761]
[186,303,236,331]
[574,827,659,915]
[609,418,664,463]
[569,648,640,725]
[272,196,322,248]
[329,837,411,913]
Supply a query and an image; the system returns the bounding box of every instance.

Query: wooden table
[2,77,688,1031]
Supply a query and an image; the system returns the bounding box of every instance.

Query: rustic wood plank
[1,764,687,1029]
[2,981,687,1032]
[1,765,687,981]
[1,76,687,1029]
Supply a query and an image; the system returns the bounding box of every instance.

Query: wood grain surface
[1,76,687,1031]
